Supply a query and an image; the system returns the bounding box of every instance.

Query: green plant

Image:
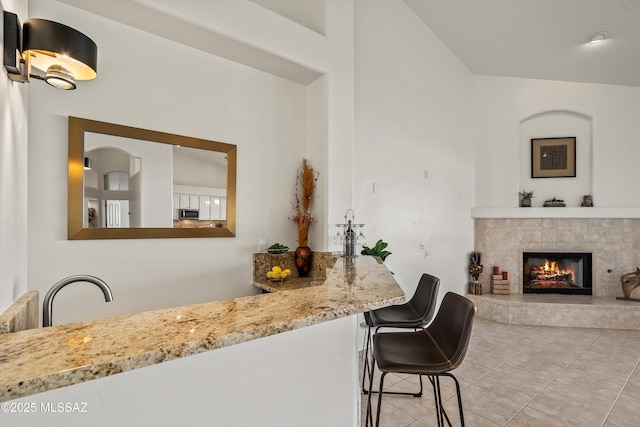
[267,243,289,254]
[360,239,391,261]
[518,189,534,200]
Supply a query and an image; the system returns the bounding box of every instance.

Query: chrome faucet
[43,275,113,327]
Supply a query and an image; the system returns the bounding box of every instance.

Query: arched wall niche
[519,110,593,207]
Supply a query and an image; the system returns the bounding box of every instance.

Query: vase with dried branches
[292,158,317,277]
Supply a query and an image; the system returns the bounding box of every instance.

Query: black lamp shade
[23,18,97,80]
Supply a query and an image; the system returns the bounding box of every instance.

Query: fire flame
[527,257,581,289]
[544,260,558,273]
[542,260,574,281]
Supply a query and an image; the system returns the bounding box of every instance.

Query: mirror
[68,116,236,239]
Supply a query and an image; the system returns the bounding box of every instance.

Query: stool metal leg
[375,372,387,427]
[442,372,465,427]
[435,376,444,427]
[428,376,442,427]
[365,349,377,427]
[368,370,464,427]
[427,373,464,427]
[361,323,372,394]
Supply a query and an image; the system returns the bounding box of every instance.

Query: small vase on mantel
[295,246,313,277]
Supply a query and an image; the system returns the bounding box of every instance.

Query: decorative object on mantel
[335,209,366,258]
[617,268,640,302]
[491,266,510,294]
[531,137,576,178]
[468,251,483,295]
[544,197,566,207]
[518,189,534,207]
[582,195,594,207]
[292,158,318,277]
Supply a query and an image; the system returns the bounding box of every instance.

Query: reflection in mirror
[69,117,236,239]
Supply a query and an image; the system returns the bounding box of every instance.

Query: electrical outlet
[419,243,425,252]
[258,237,267,251]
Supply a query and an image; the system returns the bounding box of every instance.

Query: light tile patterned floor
[361,318,640,426]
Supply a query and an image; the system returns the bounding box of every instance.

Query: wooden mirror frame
[68,116,237,239]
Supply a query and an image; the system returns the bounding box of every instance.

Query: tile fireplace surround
[472,218,640,330]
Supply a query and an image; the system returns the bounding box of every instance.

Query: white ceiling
[60,0,640,87]
[59,0,325,84]
[405,0,640,87]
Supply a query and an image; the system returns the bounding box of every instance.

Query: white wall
[0,0,28,313]
[324,1,355,249]
[26,0,318,325]
[474,76,640,208]
[353,1,475,298]
[519,112,592,206]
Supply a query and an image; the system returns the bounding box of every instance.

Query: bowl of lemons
[267,265,292,281]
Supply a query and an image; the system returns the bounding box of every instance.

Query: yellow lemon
[280,272,288,279]
[284,269,291,274]
[266,271,274,279]
[271,266,282,273]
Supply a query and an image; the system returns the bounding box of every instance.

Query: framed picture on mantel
[531,137,576,178]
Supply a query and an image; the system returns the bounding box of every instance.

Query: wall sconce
[83,157,92,170]
[3,11,97,90]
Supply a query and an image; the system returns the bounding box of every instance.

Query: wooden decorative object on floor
[491,273,511,295]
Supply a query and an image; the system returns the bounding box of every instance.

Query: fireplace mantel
[471,207,640,219]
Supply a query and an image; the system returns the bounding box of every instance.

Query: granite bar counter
[0,255,403,402]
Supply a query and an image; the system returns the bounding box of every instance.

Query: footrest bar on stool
[362,325,425,397]
[363,374,423,397]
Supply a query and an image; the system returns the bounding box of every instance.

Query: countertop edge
[0,256,404,402]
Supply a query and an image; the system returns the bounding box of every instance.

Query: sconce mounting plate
[3,11,22,75]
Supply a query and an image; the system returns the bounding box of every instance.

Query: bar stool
[361,273,440,396]
[366,292,475,427]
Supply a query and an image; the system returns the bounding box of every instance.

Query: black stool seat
[370,273,439,329]
[369,304,423,328]
[374,330,452,374]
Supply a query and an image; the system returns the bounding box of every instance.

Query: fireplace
[523,252,593,295]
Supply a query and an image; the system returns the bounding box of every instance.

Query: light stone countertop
[253,276,326,292]
[0,255,403,402]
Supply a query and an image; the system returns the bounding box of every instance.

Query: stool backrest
[426,292,475,369]
[407,273,440,325]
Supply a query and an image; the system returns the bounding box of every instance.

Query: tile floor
[361,318,640,426]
